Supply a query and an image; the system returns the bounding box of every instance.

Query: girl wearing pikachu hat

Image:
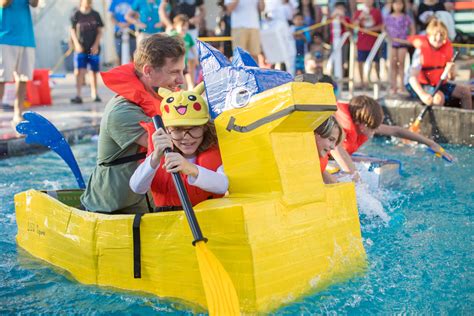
[129,84,228,210]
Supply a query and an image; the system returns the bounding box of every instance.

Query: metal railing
[326,31,356,98]
[362,32,387,99]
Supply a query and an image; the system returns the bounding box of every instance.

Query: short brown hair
[315,116,344,146]
[349,96,384,129]
[133,34,185,74]
[426,18,448,41]
[173,14,189,26]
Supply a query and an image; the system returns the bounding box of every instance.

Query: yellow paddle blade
[408,121,421,134]
[195,242,240,316]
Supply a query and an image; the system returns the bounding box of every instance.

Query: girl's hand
[163,152,199,177]
[420,92,433,106]
[150,128,173,168]
[430,143,454,162]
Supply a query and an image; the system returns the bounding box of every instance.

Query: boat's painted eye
[188,95,197,101]
[230,87,251,109]
[166,97,174,103]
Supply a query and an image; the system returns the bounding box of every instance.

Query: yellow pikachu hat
[158,83,209,127]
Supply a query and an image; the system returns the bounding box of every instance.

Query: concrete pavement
[0,73,113,157]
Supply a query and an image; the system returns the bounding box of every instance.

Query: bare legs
[0,80,27,125]
[74,68,87,100]
[73,68,100,102]
[90,70,98,100]
[13,81,27,123]
[390,47,407,94]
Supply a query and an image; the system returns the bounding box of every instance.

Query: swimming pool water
[1,139,473,314]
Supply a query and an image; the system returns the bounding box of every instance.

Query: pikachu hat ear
[193,82,205,95]
[158,87,173,99]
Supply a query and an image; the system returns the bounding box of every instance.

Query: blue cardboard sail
[198,41,293,118]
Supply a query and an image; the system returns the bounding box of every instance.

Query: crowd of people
[0,1,472,214]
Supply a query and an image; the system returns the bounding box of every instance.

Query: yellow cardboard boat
[15,82,366,313]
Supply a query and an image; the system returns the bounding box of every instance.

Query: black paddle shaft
[152,115,207,245]
[416,51,460,121]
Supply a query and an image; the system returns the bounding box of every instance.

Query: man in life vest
[80,34,185,214]
[331,96,453,175]
[406,19,472,110]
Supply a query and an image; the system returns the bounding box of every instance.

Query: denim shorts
[74,52,100,72]
[405,82,456,102]
[357,49,380,62]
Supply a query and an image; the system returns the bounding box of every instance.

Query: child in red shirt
[331,96,453,176]
[353,0,383,89]
[406,19,472,109]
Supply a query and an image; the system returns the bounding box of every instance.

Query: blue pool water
[1,139,473,314]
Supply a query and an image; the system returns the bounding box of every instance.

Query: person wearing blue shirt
[108,0,137,64]
[125,0,164,44]
[0,0,38,127]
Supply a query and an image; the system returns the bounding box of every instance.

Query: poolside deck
[1,65,472,158]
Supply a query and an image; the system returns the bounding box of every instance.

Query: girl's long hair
[314,116,344,146]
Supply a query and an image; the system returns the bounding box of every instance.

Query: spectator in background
[407,19,472,109]
[416,0,453,31]
[384,0,414,94]
[169,14,197,89]
[70,0,104,104]
[0,0,38,127]
[329,1,351,43]
[225,0,265,62]
[298,0,322,27]
[215,0,232,58]
[308,32,328,65]
[126,0,164,44]
[160,0,204,84]
[353,0,383,89]
[109,0,136,65]
[292,12,309,75]
[161,0,205,39]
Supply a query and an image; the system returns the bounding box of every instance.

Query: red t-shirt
[334,102,368,155]
[330,16,351,44]
[353,8,383,51]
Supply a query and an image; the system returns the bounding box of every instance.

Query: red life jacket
[101,63,161,117]
[319,154,329,173]
[335,101,368,155]
[141,122,224,207]
[409,35,453,87]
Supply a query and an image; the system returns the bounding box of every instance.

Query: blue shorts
[405,82,456,102]
[357,50,380,62]
[74,52,100,72]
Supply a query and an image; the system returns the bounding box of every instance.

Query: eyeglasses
[167,126,204,140]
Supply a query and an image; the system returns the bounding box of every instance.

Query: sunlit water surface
[0,139,472,314]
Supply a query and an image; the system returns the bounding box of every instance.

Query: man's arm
[330,144,357,174]
[135,132,148,147]
[29,0,39,7]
